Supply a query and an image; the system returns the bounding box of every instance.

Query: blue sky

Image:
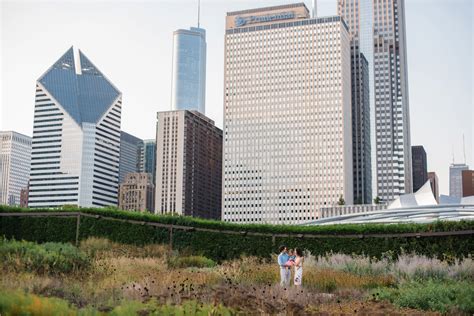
[1,0,472,195]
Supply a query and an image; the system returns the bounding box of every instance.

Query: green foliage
[0,290,233,316]
[375,280,474,314]
[0,205,473,261]
[373,196,381,204]
[168,255,216,269]
[0,238,90,274]
[337,195,345,206]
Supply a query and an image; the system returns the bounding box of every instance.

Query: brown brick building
[462,170,474,197]
[155,110,222,220]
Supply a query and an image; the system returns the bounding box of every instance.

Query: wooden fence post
[75,213,81,246]
[169,225,173,251]
[272,235,276,247]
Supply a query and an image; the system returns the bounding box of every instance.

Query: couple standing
[277,245,304,287]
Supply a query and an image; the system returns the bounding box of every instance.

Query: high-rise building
[171,27,206,114]
[338,0,412,202]
[119,131,143,184]
[351,50,372,204]
[411,146,428,192]
[155,110,222,220]
[449,163,469,198]
[0,131,31,206]
[139,139,157,184]
[223,3,353,224]
[118,172,154,212]
[427,171,439,202]
[462,170,474,197]
[29,47,122,208]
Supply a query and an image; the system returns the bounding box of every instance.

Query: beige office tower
[223,3,353,224]
[118,173,154,212]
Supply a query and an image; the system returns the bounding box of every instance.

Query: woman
[293,248,304,287]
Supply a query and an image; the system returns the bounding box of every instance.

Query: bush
[168,255,216,269]
[376,280,474,314]
[0,238,90,274]
[1,205,473,261]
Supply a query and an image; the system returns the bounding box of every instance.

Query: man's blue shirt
[278,253,289,267]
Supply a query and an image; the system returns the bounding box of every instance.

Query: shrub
[168,255,217,269]
[0,238,90,274]
[376,280,474,314]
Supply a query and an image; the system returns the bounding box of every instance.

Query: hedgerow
[0,205,473,261]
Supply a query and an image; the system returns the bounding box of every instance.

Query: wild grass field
[0,237,473,315]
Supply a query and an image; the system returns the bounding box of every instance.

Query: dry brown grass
[0,238,443,314]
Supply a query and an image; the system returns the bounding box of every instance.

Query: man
[277,245,290,287]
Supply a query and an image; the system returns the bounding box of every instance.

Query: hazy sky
[1,0,472,195]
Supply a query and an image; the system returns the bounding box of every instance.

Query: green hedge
[1,205,473,261]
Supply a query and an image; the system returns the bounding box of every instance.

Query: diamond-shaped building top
[38,47,121,125]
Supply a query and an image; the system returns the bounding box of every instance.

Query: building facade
[223,3,353,224]
[28,47,122,208]
[462,170,474,197]
[171,27,207,114]
[338,0,412,202]
[139,139,157,184]
[0,131,31,206]
[155,110,222,219]
[427,171,439,202]
[449,163,469,198]
[119,131,143,184]
[118,172,154,212]
[411,145,427,192]
[351,51,372,204]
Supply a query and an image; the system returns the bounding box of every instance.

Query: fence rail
[1,212,473,248]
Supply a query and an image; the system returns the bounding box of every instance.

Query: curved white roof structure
[305,181,474,225]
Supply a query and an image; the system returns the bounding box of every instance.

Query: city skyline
[1,0,473,196]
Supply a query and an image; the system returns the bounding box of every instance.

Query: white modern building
[28,47,122,208]
[222,3,353,224]
[338,0,412,202]
[450,163,469,198]
[171,27,207,114]
[0,131,32,206]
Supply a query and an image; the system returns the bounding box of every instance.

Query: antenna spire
[198,0,200,28]
[463,134,466,164]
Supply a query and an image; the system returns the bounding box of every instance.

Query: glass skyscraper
[338,0,412,202]
[119,131,143,184]
[29,47,122,208]
[140,139,156,184]
[170,27,206,114]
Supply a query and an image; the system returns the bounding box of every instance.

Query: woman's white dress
[294,260,303,286]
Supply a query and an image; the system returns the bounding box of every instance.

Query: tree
[373,196,381,205]
[337,195,345,206]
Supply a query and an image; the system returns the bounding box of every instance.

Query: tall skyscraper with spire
[338,0,412,203]
[28,47,122,208]
[170,1,206,114]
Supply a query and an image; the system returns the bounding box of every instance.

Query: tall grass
[306,251,474,282]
